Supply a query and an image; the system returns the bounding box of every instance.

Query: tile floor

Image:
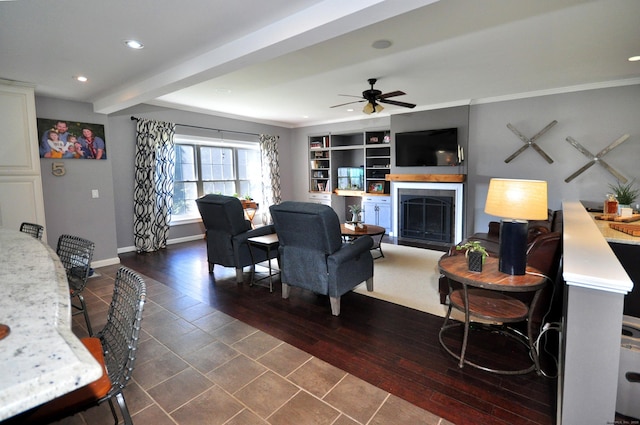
[56,264,452,425]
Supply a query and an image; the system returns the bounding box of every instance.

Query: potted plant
[456,240,489,272]
[348,204,362,222]
[609,179,639,210]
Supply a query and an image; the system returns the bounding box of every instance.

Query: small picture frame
[368,181,384,193]
[317,182,325,192]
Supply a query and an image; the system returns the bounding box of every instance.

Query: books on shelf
[312,180,331,192]
[310,136,330,149]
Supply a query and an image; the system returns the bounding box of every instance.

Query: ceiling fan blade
[378,90,405,99]
[379,99,416,108]
[338,94,365,99]
[330,99,366,108]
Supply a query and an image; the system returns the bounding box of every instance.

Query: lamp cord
[525,270,561,378]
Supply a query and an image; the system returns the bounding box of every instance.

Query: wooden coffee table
[340,223,385,259]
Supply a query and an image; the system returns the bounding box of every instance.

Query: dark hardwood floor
[119,240,558,425]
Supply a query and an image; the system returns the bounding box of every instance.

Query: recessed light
[124,40,144,49]
[372,39,392,49]
[629,56,640,62]
[74,75,88,82]
[347,108,354,112]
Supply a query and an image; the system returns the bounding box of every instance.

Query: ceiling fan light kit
[363,102,383,114]
[331,78,416,114]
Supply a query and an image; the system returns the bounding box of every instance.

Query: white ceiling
[1,0,639,128]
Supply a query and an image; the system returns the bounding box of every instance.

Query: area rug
[353,243,450,318]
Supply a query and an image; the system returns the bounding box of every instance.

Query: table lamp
[484,178,548,275]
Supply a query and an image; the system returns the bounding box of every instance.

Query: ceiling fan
[330,78,416,114]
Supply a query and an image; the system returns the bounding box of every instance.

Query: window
[172,136,261,222]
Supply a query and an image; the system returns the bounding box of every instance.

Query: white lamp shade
[484,178,548,220]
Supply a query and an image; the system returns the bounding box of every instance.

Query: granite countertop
[589,212,640,245]
[0,228,102,421]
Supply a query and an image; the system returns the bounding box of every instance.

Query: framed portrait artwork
[368,181,385,193]
[37,118,107,159]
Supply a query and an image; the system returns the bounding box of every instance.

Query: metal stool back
[97,267,146,424]
[19,222,44,240]
[8,267,146,425]
[56,234,95,335]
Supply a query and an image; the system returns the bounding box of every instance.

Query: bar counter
[0,228,102,421]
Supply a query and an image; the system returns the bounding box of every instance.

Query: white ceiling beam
[93,0,438,114]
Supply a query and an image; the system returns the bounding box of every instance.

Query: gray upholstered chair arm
[233,224,276,244]
[328,235,373,265]
[246,224,276,237]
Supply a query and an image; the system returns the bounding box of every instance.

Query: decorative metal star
[564,134,630,183]
[504,120,557,164]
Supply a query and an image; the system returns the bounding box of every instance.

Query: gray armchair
[269,201,374,316]
[196,194,277,283]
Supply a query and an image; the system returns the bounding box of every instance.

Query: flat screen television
[395,128,459,166]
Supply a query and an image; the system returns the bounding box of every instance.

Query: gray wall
[291,85,640,238]
[36,97,118,263]
[468,84,640,233]
[107,104,294,252]
[36,98,293,264]
[35,84,640,263]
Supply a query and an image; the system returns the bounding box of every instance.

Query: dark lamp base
[498,220,528,275]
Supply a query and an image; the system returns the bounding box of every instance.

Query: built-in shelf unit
[308,130,390,223]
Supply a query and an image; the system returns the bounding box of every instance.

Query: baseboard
[92,257,121,268]
[116,234,205,254]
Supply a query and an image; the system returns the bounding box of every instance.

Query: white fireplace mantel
[390,181,464,243]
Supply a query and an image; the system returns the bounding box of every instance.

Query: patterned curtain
[259,134,281,224]
[133,118,176,252]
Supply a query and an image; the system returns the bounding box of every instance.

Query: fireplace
[400,192,454,243]
[391,181,464,248]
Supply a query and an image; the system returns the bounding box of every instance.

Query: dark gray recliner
[196,194,277,283]
[269,201,374,316]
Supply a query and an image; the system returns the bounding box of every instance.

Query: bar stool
[57,234,95,335]
[7,267,146,425]
[19,222,44,240]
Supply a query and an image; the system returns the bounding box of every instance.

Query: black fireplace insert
[399,194,454,245]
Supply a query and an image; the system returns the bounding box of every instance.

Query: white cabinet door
[363,196,391,233]
[362,201,376,224]
[0,83,46,234]
[377,202,391,233]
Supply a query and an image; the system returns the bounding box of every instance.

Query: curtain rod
[130,116,272,138]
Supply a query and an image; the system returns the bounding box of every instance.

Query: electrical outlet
[92,189,99,199]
